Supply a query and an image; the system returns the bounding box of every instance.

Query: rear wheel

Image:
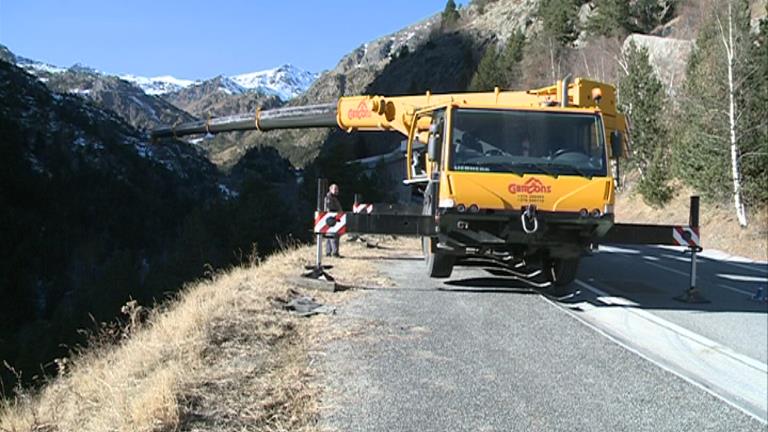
[545,258,580,295]
[423,236,455,278]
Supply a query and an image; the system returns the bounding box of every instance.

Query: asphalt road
[319,246,768,432]
[581,245,767,363]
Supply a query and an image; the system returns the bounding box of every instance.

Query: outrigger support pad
[674,286,709,303]
[302,265,335,282]
[674,196,709,304]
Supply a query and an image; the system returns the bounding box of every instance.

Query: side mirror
[427,124,441,162]
[610,131,624,158]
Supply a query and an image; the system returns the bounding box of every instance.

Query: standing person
[324,183,343,257]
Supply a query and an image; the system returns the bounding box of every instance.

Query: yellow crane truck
[154,77,684,295]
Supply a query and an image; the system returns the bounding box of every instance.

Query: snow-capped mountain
[0,44,316,102]
[0,46,69,77]
[231,65,318,100]
[213,76,247,95]
[119,64,317,100]
[118,74,198,95]
[18,59,67,76]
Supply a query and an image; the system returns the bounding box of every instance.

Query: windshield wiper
[487,162,526,176]
[547,163,592,179]
[512,162,560,178]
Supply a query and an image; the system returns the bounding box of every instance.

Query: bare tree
[573,36,623,83]
[673,0,761,226]
[715,0,748,226]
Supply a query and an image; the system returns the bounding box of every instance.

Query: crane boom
[151,78,626,142]
[151,103,338,138]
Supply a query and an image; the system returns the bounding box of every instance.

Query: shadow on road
[440,277,539,294]
[426,245,768,314]
[346,244,766,314]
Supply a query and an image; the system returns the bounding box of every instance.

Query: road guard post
[302,178,335,281]
[674,196,709,303]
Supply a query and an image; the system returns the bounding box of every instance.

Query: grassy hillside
[0,239,402,431]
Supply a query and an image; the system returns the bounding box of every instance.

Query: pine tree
[739,10,768,205]
[619,41,672,207]
[587,0,632,37]
[469,44,503,91]
[534,0,579,83]
[674,0,754,225]
[631,0,677,33]
[498,30,526,87]
[469,31,526,91]
[441,0,461,31]
[538,0,580,45]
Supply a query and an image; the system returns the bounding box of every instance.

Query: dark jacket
[324,192,342,212]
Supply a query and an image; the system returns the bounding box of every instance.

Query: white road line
[643,246,768,274]
[542,292,768,425]
[643,260,690,277]
[575,280,767,372]
[718,274,768,283]
[628,253,766,298]
[598,245,641,254]
[660,253,694,263]
[720,284,758,297]
[564,279,768,423]
[718,261,768,274]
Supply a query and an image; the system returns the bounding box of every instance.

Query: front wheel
[545,258,580,295]
[423,237,455,278]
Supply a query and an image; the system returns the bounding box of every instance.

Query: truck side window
[431,113,444,144]
[412,136,427,177]
[427,110,446,167]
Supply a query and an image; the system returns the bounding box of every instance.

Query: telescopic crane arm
[150,77,627,145]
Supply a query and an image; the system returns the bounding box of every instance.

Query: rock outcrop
[623,34,693,95]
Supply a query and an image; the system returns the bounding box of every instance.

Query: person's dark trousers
[325,234,340,256]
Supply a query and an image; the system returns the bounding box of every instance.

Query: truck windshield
[450,108,607,178]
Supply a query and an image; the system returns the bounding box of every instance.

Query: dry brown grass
[0,236,407,432]
[616,187,768,261]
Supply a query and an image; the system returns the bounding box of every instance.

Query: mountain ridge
[0,44,318,102]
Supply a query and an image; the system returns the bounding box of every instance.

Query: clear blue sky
[0,0,467,78]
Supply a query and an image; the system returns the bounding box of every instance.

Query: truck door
[405,107,447,185]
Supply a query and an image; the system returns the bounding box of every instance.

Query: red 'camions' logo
[348,101,371,119]
[508,178,552,194]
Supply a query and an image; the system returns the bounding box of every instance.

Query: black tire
[420,180,454,278]
[545,258,579,295]
[423,236,455,278]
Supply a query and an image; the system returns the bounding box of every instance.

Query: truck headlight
[439,198,455,208]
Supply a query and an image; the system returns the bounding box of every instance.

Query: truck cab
[409,100,622,289]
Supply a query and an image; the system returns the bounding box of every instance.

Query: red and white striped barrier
[314,212,347,235]
[353,203,373,214]
[672,226,701,248]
